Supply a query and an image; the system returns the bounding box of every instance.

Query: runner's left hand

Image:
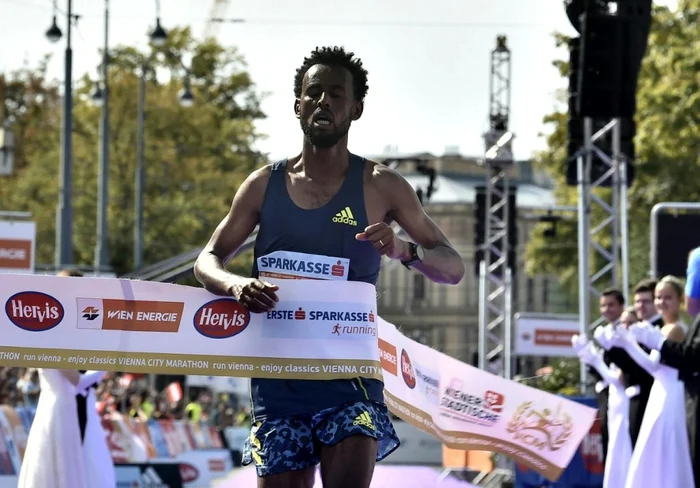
[355,222,406,259]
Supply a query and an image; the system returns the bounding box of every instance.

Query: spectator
[686,247,700,317]
[141,391,155,419]
[17,369,41,409]
[128,393,148,421]
[185,395,203,422]
[620,307,638,328]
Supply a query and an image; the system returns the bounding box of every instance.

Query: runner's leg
[258,467,316,488]
[242,416,320,488]
[319,435,377,488]
[314,401,400,488]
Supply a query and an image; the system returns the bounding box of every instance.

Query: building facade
[372,152,575,364]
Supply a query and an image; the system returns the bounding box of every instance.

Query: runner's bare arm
[194,167,271,297]
[375,165,464,285]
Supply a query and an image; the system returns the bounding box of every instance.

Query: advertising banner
[0,275,382,380]
[0,275,596,480]
[114,463,183,488]
[515,397,604,487]
[379,319,595,480]
[515,313,580,358]
[0,220,35,275]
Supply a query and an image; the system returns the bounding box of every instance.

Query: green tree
[525,0,700,298]
[0,27,267,276]
[520,358,581,397]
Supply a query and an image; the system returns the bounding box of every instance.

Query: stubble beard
[300,117,352,149]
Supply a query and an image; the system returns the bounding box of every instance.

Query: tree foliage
[520,358,581,397]
[525,0,700,298]
[0,27,267,276]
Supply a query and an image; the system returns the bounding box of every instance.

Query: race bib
[257,251,349,281]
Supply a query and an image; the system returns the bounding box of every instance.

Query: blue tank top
[250,154,385,420]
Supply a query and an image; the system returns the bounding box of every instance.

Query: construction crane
[477,35,515,380]
[203,0,232,40]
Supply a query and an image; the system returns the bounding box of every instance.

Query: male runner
[194,46,465,488]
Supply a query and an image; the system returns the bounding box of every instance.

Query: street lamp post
[133,61,194,271]
[46,0,75,268]
[95,0,110,273]
[89,10,169,272]
[132,10,194,271]
[0,120,15,176]
[134,64,146,271]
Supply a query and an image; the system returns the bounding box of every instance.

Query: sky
[0,0,678,162]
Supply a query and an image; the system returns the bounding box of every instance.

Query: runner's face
[296,64,362,148]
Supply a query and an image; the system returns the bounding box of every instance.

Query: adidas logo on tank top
[332,206,358,227]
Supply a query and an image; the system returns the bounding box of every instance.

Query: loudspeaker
[654,213,700,279]
[578,13,637,118]
[474,186,517,276]
[568,37,581,117]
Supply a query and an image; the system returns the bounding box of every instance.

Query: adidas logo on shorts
[353,411,375,430]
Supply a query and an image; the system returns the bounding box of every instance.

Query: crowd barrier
[0,404,234,488]
[515,397,604,488]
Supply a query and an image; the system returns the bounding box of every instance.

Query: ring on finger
[379,240,384,246]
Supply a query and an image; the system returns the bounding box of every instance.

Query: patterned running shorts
[241,400,400,477]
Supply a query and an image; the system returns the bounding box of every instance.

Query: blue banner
[147,419,171,458]
[515,396,604,488]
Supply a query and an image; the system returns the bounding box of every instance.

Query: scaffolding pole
[477,35,514,381]
[478,166,512,377]
[577,117,629,392]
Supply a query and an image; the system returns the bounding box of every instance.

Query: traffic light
[474,186,517,276]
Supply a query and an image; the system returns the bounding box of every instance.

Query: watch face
[416,245,425,261]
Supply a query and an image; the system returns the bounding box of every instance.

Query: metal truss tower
[576,118,630,389]
[478,35,515,380]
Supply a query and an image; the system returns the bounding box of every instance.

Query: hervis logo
[400,349,416,389]
[5,291,64,332]
[193,299,251,339]
[179,463,199,483]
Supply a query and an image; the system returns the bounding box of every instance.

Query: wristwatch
[401,242,425,269]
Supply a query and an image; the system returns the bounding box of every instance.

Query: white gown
[602,367,633,488]
[624,322,694,488]
[573,334,634,488]
[18,369,88,488]
[82,385,116,488]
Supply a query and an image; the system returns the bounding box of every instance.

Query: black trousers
[76,393,88,443]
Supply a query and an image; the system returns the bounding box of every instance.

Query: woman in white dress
[77,370,116,488]
[572,335,633,488]
[595,276,693,488]
[18,369,88,488]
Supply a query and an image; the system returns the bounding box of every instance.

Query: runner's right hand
[230,278,279,313]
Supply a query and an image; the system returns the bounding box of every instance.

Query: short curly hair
[294,46,369,102]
